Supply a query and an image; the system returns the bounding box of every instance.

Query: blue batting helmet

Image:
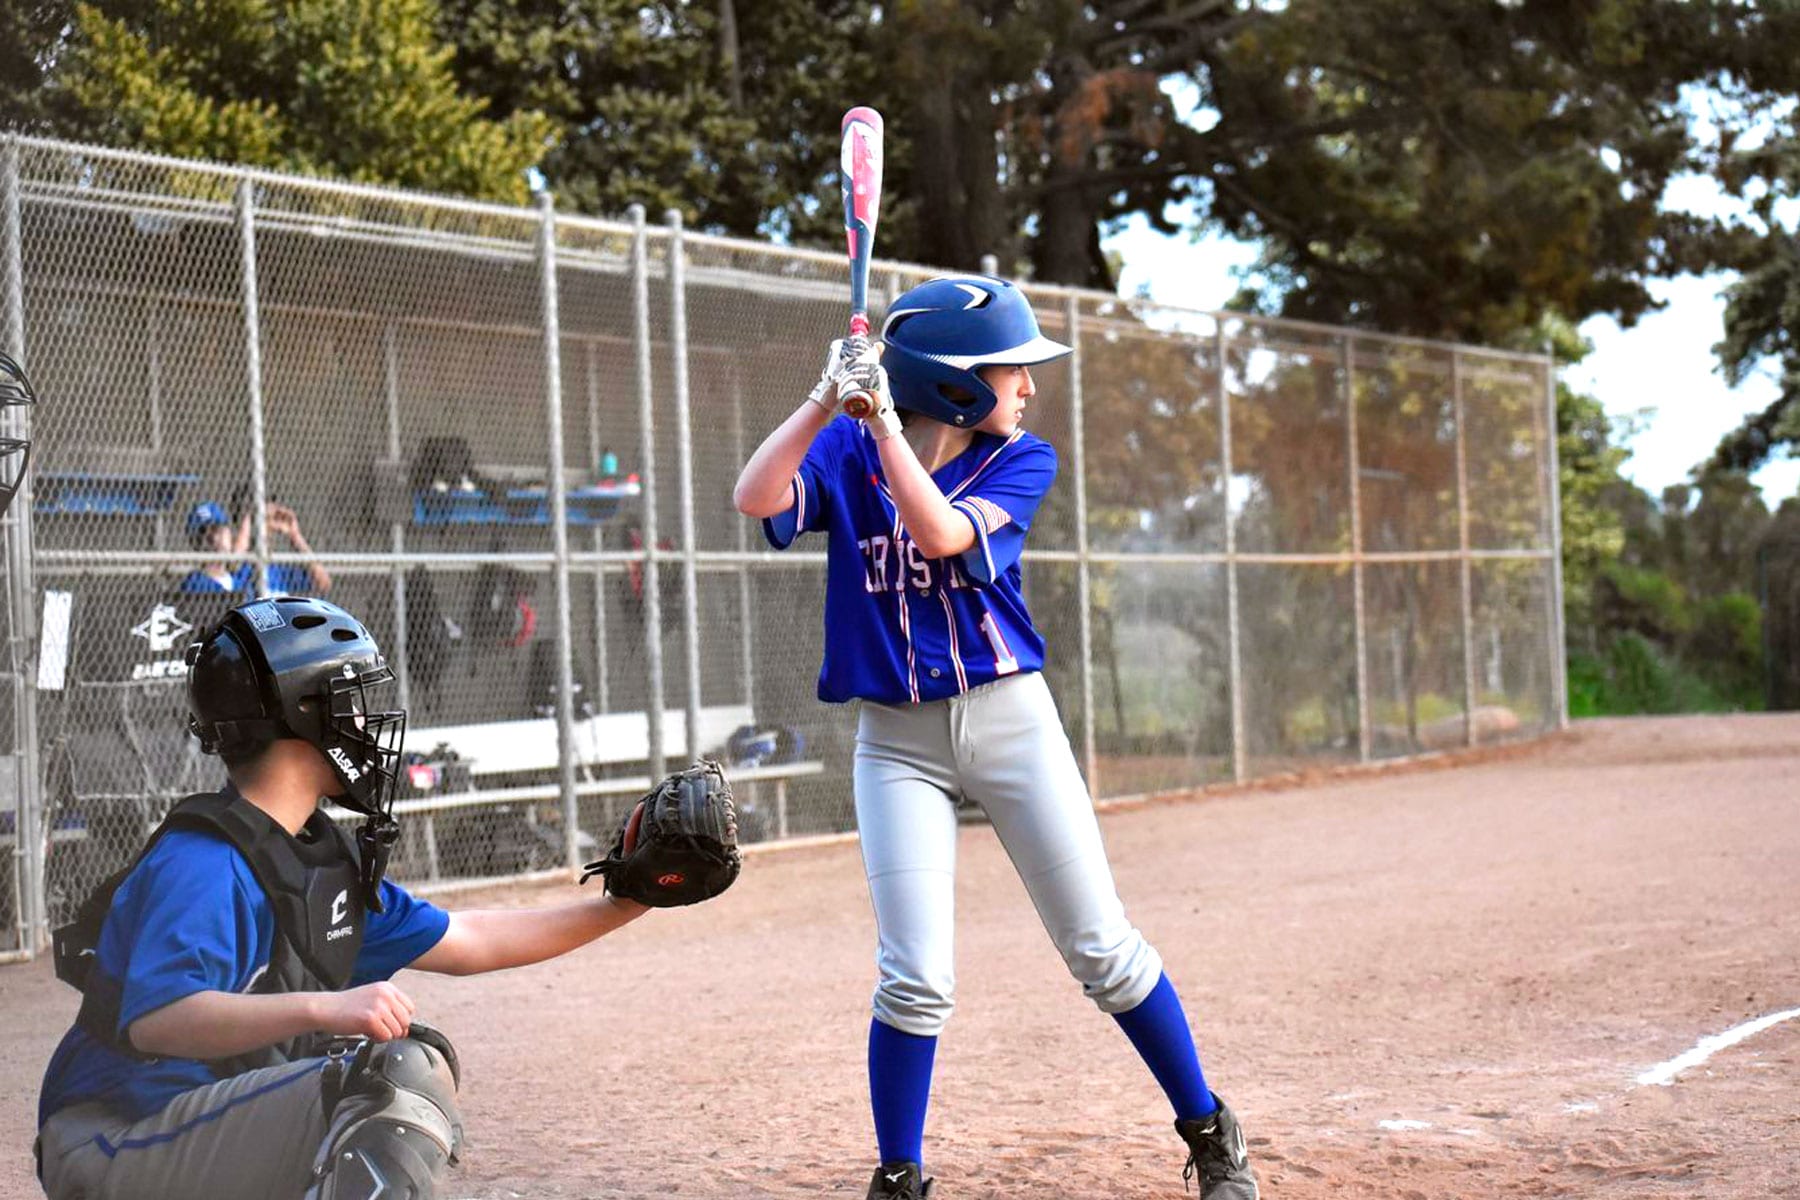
[186,501,231,542]
[879,276,1072,427]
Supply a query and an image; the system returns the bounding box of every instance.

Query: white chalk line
[1370,1005,1800,1135]
[1635,1006,1800,1087]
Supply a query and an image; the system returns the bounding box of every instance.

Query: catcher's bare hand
[316,981,416,1041]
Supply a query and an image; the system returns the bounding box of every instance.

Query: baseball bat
[838,106,884,418]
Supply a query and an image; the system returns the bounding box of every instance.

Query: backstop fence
[0,134,1565,960]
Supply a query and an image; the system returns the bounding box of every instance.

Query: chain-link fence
[0,135,1565,959]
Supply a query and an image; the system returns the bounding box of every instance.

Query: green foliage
[1701,9,1800,478]
[1708,241,1800,473]
[1761,502,1800,709]
[1560,382,1777,711]
[1193,0,1778,345]
[434,0,875,234]
[13,0,1799,335]
[0,1,75,131]
[1598,561,1693,641]
[1568,634,1744,717]
[1688,592,1765,709]
[51,0,551,202]
[1556,383,1631,638]
[1572,492,1770,714]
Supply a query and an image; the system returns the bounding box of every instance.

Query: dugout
[18,182,860,889]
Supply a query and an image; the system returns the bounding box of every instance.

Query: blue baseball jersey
[179,563,314,596]
[763,417,1053,705]
[38,810,448,1126]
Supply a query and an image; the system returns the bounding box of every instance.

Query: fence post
[1064,294,1098,794]
[1342,335,1371,762]
[1543,345,1568,727]
[148,310,167,550]
[234,178,271,598]
[629,205,667,779]
[1217,323,1247,783]
[584,340,611,713]
[728,364,755,718]
[535,193,580,870]
[381,323,411,714]
[1453,351,1477,746]
[667,210,703,762]
[2,135,45,954]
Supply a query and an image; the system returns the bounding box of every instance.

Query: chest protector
[52,791,367,1076]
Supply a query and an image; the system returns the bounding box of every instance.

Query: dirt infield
[4,713,1797,1198]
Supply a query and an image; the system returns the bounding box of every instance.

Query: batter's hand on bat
[808,335,871,415]
[837,348,900,440]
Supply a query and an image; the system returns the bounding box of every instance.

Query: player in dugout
[34,596,657,1199]
[181,497,333,597]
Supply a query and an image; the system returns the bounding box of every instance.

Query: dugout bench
[333,703,822,883]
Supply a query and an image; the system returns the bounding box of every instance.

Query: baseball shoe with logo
[866,1161,936,1199]
[1174,1095,1258,1199]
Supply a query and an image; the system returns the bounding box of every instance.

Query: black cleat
[1174,1095,1259,1199]
[866,1160,936,1199]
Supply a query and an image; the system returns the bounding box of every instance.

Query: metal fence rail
[0,135,1565,957]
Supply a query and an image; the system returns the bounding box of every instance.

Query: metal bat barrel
[841,106,884,326]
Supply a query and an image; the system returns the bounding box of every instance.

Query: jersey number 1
[980,612,1019,676]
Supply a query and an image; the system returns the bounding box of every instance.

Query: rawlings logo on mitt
[580,760,741,906]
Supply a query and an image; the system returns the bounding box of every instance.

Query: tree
[836,0,1774,324]
[1706,192,1800,477]
[1554,373,1633,649]
[1634,473,1771,601]
[1194,0,1784,345]
[1696,4,1800,480]
[44,0,551,203]
[434,0,878,235]
[1760,500,1800,709]
[0,1,73,133]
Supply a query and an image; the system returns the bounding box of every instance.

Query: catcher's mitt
[580,760,741,906]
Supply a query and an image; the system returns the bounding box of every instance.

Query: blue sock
[869,1018,937,1167]
[1112,973,1217,1122]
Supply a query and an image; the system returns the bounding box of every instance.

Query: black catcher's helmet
[0,353,37,517]
[186,597,407,905]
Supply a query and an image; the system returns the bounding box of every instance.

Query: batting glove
[836,351,902,440]
[807,336,870,414]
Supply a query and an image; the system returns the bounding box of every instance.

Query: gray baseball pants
[37,1058,331,1199]
[853,671,1163,1036]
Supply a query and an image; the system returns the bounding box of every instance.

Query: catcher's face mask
[319,663,407,911]
[0,354,37,518]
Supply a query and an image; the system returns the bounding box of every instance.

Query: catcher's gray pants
[854,671,1162,1037]
[38,1034,460,1200]
[37,1059,332,1199]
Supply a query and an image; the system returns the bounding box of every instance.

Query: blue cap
[186,501,231,540]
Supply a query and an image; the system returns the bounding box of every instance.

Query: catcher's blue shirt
[38,799,449,1126]
[763,416,1052,705]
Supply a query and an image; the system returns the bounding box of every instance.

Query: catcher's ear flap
[620,799,646,856]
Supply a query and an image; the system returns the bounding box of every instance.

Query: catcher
[35,596,739,1200]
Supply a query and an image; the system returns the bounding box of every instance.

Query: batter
[733,275,1259,1199]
